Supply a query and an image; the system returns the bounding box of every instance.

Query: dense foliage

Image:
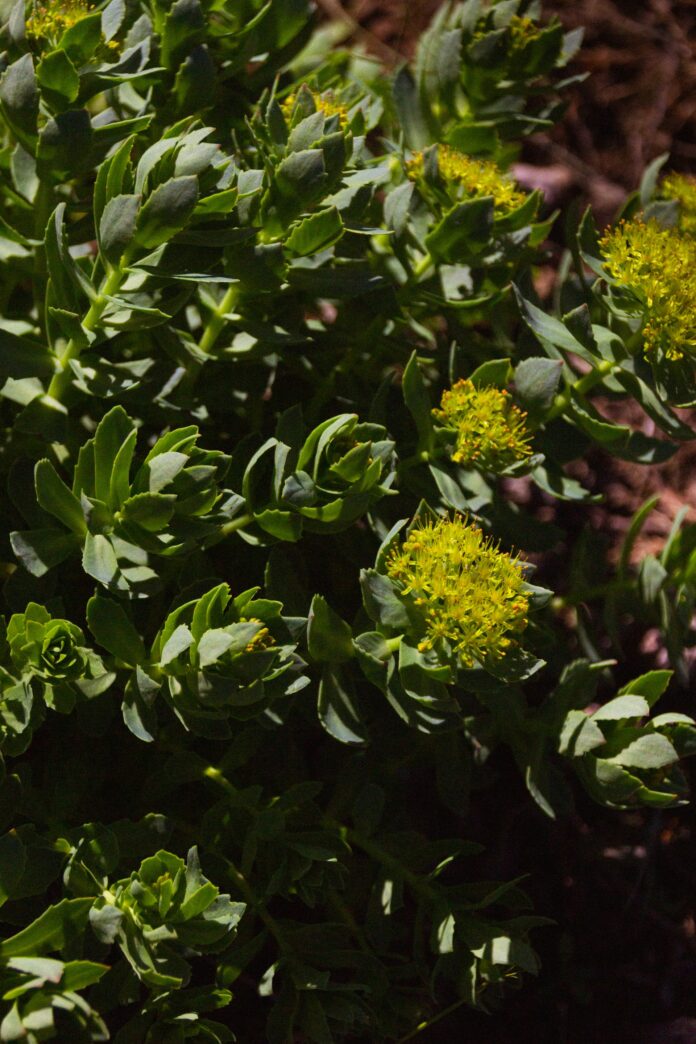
[0,0,694,1039]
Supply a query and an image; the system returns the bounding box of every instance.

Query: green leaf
[160,0,205,70]
[360,570,410,630]
[93,406,136,506]
[87,594,146,666]
[515,287,593,358]
[618,670,672,708]
[0,55,38,142]
[94,135,135,237]
[59,11,102,64]
[639,152,669,207]
[136,176,199,249]
[0,899,93,957]
[307,595,354,663]
[384,181,414,236]
[515,357,563,411]
[393,66,431,149]
[38,109,93,175]
[609,733,678,771]
[285,207,343,256]
[592,695,650,721]
[100,193,141,264]
[425,198,493,264]
[121,493,176,532]
[558,710,605,757]
[318,666,366,745]
[101,0,126,41]
[273,149,327,207]
[60,960,109,991]
[37,49,79,104]
[10,529,76,577]
[470,358,512,389]
[0,328,54,383]
[35,459,86,535]
[402,351,434,451]
[82,533,119,587]
[254,509,303,542]
[45,203,91,310]
[160,624,194,666]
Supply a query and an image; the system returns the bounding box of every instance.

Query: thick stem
[198,283,239,356]
[324,816,437,901]
[47,254,132,401]
[218,513,254,540]
[173,283,240,403]
[396,998,469,1043]
[383,635,403,655]
[411,253,433,280]
[202,765,285,944]
[544,358,615,424]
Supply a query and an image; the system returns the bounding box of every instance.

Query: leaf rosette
[12,406,234,596]
[3,602,112,715]
[240,410,396,542]
[89,847,245,989]
[559,671,696,809]
[149,582,307,736]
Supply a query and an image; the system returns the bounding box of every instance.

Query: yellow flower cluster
[386,516,529,668]
[26,0,91,40]
[600,218,696,361]
[408,145,526,213]
[242,619,274,654]
[659,173,696,235]
[508,15,542,49]
[282,89,349,128]
[433,379,532,471]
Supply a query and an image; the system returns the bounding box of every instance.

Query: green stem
[47,253,132,401]
[218,513,254,540]
[222,854,286,947]
[544,358,615,424]
[396,997,468,1043]
[201,765,285,945]
[383,635,403,655]
[324,817,437,901]
[397,451,430,474]
[172,283,241,403]
[198,283,239,356]
[411,253,433,280]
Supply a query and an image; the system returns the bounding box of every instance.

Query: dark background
[316,4,696,1042]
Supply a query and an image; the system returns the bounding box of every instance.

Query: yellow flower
[408,145,526,213]
[26,0,91,40]
[659,173,696,235]
[508,15,542,49]
[433,379,532,471]
[282,89,349,128]
[600,218,696,361]
[385,516,529,668]
[242,618,274,653]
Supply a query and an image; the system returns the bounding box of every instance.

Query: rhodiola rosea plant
[0,0,695,1039]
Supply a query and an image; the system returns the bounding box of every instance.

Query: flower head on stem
[659,173,696,235]
[385,516,529,668]
[433,379,532,472]
[408,145,526,213]
[600,218,696,362]
[26,0,91,41]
